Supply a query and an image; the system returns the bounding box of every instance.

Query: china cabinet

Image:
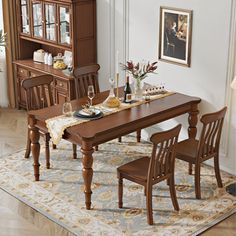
[14,0,97,109]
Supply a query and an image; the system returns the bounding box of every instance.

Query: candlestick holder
[116,73,119,98]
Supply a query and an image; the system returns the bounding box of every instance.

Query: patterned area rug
[0,136,235,236]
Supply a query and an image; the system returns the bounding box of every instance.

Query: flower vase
[134,77,143,100]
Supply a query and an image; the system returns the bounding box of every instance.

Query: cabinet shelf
[20,35,72,51]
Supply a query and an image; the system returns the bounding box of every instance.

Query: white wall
[97,0,236,174]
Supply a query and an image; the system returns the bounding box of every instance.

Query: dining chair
[117,124,181,225]
[73,64,100,150]
[73,64,141,145]
[22,74,77,168]
[175,107,227,199]
[73,64,100,99]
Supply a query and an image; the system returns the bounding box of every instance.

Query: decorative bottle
[123,76,132,103]
[47,53,53,66]
[44,52,48,64]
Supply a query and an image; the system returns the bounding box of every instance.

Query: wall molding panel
[123,0,129,64]
[221,0,236,157]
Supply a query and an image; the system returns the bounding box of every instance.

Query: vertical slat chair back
[73,64,100,99]
[148,124,181,183]
[22,75,54,111]
[197,107,227,160]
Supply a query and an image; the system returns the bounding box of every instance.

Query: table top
[29,91,201,142]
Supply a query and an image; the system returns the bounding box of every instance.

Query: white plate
[78,109,101,117]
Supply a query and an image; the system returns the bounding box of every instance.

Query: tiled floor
[0,108,235,236]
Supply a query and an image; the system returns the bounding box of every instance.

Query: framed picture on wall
[159,7,193,67]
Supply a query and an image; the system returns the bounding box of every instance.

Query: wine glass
[88,85,95,106]
[62,101,72,117]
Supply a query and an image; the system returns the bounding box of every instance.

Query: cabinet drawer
[30,71,43,77]
[55,79,68,90]
[17,67,29,77]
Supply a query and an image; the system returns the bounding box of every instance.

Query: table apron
[87,103,193,146]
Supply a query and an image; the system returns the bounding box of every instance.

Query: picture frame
[159,7,193,67]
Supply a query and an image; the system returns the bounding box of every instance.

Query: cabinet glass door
[32,1,43,38]
[45,3,56,41]
[59,6,71,45]
[20,0,30,34]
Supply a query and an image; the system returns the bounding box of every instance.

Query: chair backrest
[22,74,54,111]
[73,64,100,99]
[148,124,181,183]
[198,107,227,159]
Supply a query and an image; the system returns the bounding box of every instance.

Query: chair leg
[24,129,31,159]
[118,137,122,143]
[167,178,170,186]
[146,185,153,225]
[189,163,193,175]
[169,175,179,211]
[118,177,123,208]
[214,154,223,188]
[45,136,50,169]
[195,163,201,199]
[144,186,146,196]
[136,129,141,143]
[52,144,57,149]
[73,144,77,159]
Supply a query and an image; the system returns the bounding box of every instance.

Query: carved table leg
[188,104,199,139]
[81,140,94,210]
[29,115,40,181]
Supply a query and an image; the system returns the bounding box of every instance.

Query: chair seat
[117,156,150,184]
[175,139,199,163]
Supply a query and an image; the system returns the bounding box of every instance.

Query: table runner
[46,92,175,145]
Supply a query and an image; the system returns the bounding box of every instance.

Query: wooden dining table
[28,90,201,210]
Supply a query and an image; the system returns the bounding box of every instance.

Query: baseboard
[205,159,236,176]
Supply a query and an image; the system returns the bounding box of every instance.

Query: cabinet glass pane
[20,0,30,34]
[59,6,70,45]
[32,2,43,38]
[45,4,56,41]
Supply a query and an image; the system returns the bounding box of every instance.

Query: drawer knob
[59,83,63,87]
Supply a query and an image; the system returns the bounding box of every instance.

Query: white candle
[115,50,119,74]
